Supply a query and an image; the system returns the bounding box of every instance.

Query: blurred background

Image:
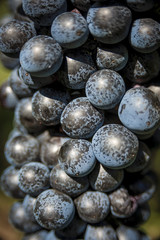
[0,0,160,239]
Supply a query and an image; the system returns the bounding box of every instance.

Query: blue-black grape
[33,189,75,230]
[51,11,89,49]
[58,139,96,177]
[116,225,141,240]
[22,230,48,240]
[70,0,91,11]
[85,69,125,110]
[23,195,36,221]
[126,0,154,12]
[20,35,63,77]
[92,124,139,169]
[0,52,19,70]
[74,191,110,223]
[60,97,104,138]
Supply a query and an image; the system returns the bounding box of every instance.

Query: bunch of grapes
[0,0,160,239]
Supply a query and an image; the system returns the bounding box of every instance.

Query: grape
[0,20,36,57]
[0,52,19,70]
[40,136,70,168]
[51,12,89,49]
[50,164,89,197]
[118,87,160,135]
[130,18,160,53]
[70,0,91,11]
[109,187,138,218]
[14,98,45,134]
[8,0,22,12]
[85,69,125,110]
[20,35,63,77]
[23,195,36,221]
[87,3,132,44]
[92,124,139,169]
[0,80,18,109]
[74,191,110,223]
[96,43,128,71]
[9,202,41,233]
[22,230,48,240]
[33,189,75,230]
[126,0,154,12]
[89,162,124,192]
[60,97,104,138]
[10,68,34,99]
[46,231,59,240]
[5,134,40,166]
[58,48,96,89]
[84,223,118,240]
[1,166,25,199]
[116,225,141,240]
[32,87,70,126]
[58,139,96,177]
[22,0,67,27]
[18,162,50,195]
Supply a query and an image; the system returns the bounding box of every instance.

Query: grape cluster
[0,0,160,239]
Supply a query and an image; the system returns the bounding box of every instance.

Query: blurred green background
[0,0,160,239]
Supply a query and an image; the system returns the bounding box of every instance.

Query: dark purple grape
[51,12,89,49]
[8,0,22,12]
[14,98,45,134]
[9,202,41,233]
[56,214,87,239]
[60,97,104,138]
[33,189,75,230]
[89,162,124,192]
[32,87,70,126]
[20,35,63,77]
[58,139,96,177]
[0,20,36,57]
[22,0,67,26]
[84,224,118,240]
[122,51,160,83]
[23,195,36,221]
[109,187,138,218]
[92,124,139,169]
[58,48,96,89]
[1,166,25,199]
[9,68,34,98]
[74,191,110,223]
[130,18,160,53]
[96,43,128,71]
[50,164,89,197]
[0,80,18,109]
[116,225,141,240]
[70,0,91,11]
[85,69,125,110]
[0,52,19,70]
[5,134,40,166]
[46,231,59,240]
[126,0,154,12]
[18,162,50,194]
[19,66,57,89]
[22,230,48,240]
[87,3,132,44]
[126,142,151,173]
[118,87,160,135]
[40,136,69,168]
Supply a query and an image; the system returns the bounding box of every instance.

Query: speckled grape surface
[84,224,118,240]
[32,87,70,126]
[33,189,75,230]
[58,48,96,89]
[20,35,63,77]
[92,124,139,169]
[96,43,128,71]
[87,3,132,44]
[74,191,110,223]
[85,69,125,110]
[118,87,160,134]
[18,162,50,194]
[22,0,67,26]
[0,20,36,55]
[51,12,89,49]
[130,18,160,53]
[1,166,25,199]
[50,164,89,196]
[89,162,124,192]
[5,134,40,166]
[60,97,104,138]
[58,139,96,177]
